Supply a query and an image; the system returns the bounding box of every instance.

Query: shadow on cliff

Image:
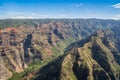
[34,55,65,80]
[23,33,33,63]
[34,42,76,80]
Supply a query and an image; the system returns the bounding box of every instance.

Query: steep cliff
[0,19,120,80]
[32,26,120,80]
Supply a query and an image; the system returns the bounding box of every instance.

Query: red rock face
[0,21,89,79]
[1,19,118,79]
[0,27,17,33]
[0,28,22,46]
[0,25,65,79]
[0,27,28,74]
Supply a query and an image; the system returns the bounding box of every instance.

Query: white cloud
[74,3,83,7]
[114,15,120,20]
[5,12,41,19]
[5,11,40,16]
[10,16,36,19]
[9,14,73,19]
[112,3,120,8]
[6,12,25,15]
[109,15,120,20]
[31,14,38,16]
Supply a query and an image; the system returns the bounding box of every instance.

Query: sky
[0,0,120,19]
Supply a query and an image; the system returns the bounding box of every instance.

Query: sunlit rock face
[0,19,120,79]
[33,26,120,80]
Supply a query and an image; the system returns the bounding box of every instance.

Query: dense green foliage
[0,19,120,80]
[0,19,119,29]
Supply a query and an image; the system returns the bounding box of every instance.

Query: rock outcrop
[0,19,120,80]
[32,26,120,80]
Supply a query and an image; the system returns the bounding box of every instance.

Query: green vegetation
[0,19,119,29]
[52,38,75,54]
[9,56,57,80]
[9,38,75,80]
[0,19,52,29]
[2,19,120,80]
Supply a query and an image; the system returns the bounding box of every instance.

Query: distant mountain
[30,26,120,80]
[0,19,120,80]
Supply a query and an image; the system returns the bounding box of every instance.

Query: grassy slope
[9,38,75,80]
